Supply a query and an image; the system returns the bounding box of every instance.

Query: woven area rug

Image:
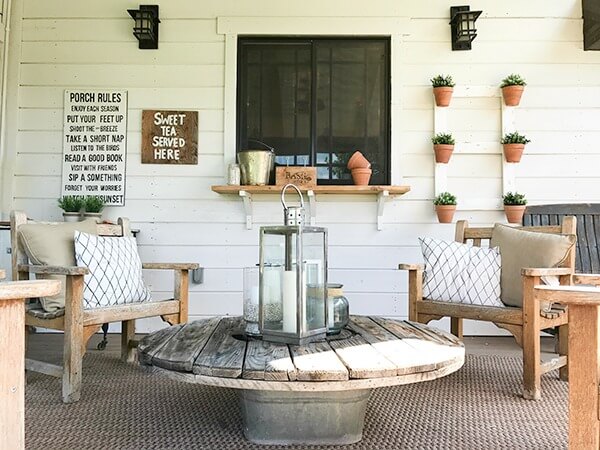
[26,354,567,450]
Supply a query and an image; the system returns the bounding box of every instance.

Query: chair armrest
[142,263,199,271]
[398,263,424,271]
[18,264,88,276]
[535,284,600,306]
[521,267,572,277]
[573,274,600,286]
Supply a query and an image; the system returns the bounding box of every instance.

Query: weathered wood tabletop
[139,316,464,391]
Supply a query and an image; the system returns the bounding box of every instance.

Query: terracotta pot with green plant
[83,195,105,222]
[501,131,530,163]
[58,196,84,222]
[503,191,527,224]
[431,75,455,107]
[432,132,455,163]
[501,74,526,106]
[433,192,457,223]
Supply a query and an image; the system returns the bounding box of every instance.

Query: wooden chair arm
[142,263,199,271]
[398,263,424,271]
[18,264,89,276]
[521,267,573,277]
[0,280,61,300]
[535,284,600,306]
[573,274,600,286]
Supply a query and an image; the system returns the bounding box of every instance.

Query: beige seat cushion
[490,224,576,307]
[18,219,98,312]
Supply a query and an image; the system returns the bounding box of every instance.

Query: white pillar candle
[263,269,280,304]
[327,297,335,328]
[282,270,297,333]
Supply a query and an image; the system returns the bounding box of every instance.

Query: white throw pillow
[74,231,152,309]
[419,237,503,307]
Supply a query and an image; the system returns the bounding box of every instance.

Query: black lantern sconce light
[449,5,482,51]
[128,5,160,49]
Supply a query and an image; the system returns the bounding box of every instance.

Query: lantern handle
[280,183,304,210]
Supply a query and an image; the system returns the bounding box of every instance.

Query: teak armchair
[11,211,199,403]
[399,218,577,400]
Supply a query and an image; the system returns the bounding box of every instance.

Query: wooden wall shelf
[211,185,411,230]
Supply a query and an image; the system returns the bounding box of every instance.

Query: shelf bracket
[239,190,253,229]
[377,190,390,230]
[307,190,316,226]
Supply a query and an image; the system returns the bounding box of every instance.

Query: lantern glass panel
[260,231,287,334]
[302,230,327,332]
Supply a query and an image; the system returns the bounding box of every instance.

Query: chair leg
[522,276,541,400]
[558,324,569,381]
[63,275,84,404]
[62,325,83,403]
[121,320,136,363]
[450,317,463,339]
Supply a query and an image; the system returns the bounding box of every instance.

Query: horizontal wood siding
[4,0,600,334]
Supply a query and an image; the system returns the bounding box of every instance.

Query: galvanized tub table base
[138,316,464,446]
[239,389,370,445]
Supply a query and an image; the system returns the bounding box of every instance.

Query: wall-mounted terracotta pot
[435,205,456,223]
[503,143,525,163]
[433,87,453,107]
[434,144,454,163]
[502,85,524,106]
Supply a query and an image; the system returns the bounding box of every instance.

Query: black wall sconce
[127,5,160,49]
[449,5,482,51]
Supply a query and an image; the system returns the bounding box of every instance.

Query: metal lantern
[128,5,160,49]
[258,184,328,345]
[449,5,482,51]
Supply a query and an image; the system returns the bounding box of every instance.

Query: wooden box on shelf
[275,166,317,188]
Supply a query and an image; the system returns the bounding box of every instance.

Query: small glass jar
[243,267,260,336]
[326,283,349,335]
[228,163,241,185]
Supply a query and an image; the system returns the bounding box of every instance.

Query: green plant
[58,196,84,213]
[84,195,105,213]
[503,192,527,206]
[431,133,455,145]
[500,74,526,88]
[433,192,457,206]
[501,131,531,145]
[430,74,455,88]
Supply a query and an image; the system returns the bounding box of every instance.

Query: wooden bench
[399,218,577,400]
[524,203,600,274]
[11,211,199,403]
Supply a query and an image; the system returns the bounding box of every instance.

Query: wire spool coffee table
[139,315,464,445]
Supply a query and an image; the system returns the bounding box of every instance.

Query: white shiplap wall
[2,0,600,334]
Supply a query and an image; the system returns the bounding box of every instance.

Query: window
[237,37,390,185]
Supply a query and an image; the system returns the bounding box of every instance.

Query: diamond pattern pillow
[419,237,502,307]
[74,231,152,309]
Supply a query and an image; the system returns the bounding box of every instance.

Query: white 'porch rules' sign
[61,90,127,206]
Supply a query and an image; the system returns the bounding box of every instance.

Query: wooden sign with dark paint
[142,110,198,164]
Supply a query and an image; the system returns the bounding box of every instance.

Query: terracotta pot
[503,143,525,163]
[434,144,454,163]
[435,205,456,223]
[504,205,526,224]
[351,168,372,185]
[433,87,453,107]
[502,85,524,106]
[347,151,371,170]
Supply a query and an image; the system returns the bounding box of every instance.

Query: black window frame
[236,36,391,185]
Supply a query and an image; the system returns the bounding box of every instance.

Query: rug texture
[25,354,567,450]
